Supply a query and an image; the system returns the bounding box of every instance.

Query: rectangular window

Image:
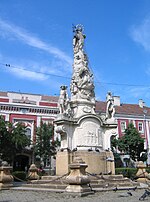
[121,121,126,132]
[138,122,143,132]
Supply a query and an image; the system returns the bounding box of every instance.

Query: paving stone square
[0,189,149,202]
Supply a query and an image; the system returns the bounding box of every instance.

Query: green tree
[0,116,31,164]
[11,122,31,152]
[34,122,60,168]
[0,115,11,162]
[117,123,145,161]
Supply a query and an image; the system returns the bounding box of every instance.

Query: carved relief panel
[74,118,103,148]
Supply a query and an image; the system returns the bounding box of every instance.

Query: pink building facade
[0,91,59,170]
[0,91,150,167]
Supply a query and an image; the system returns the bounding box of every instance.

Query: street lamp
[143,110,148,148]
[143,109,149,166]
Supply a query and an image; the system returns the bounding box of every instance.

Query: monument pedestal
[27,164,39,180]
[56,150,115,176]
[56,151,72,176]
[0,162,13,190]
[65,156,93,196]
[136,161,150,182]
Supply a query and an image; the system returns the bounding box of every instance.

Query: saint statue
[71,24,95,102]
[73,24,86,54]
[106,92,115,120]
[58,86,69,114]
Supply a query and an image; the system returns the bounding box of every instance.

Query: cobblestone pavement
[0,189,149,202]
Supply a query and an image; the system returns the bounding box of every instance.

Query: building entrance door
[14,155,29,171]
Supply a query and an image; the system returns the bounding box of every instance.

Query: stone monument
[55,24,117,176]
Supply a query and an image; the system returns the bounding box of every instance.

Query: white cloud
[0,19,72,65]
[128,86,150,99]
[0,19,72,79]
[0,53,68,81]
[6,65,49,81]
[130,17,150,51]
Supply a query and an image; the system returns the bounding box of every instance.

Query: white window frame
[121,121,126,132]
[138,122,143,133]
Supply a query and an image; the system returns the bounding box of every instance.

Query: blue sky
[0,0,150,105]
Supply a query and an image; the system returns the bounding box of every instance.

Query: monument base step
[10,174,141,192]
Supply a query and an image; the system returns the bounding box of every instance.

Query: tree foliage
[0,116,31,164]
[34,122,60,167]
[115,123,145,161]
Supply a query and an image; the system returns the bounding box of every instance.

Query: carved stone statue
[73,24,86,55]
[58,86,69,114]
[71,25,95,102]
[106,92,115,120]
[58,86,73,117]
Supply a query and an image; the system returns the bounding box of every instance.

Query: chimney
[139,99,145,108]
[113,96,120,106]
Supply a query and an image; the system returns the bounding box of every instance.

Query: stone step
[90,179,105,184]
[30,179,67,184]
[87,174,125,180]
[42,176,63,180]
[101,177,128,181]
[91,182,133,188]
[11,186,65,192]
[41,174,125,181]
[90,178,131,183]
[11,174,140,193]
[11,184,139,193]
[27,174,135,188]
[90,179,135,187]
[102,174,125,180]
[30,178,131,186]
[21,183,67,190]
[18,180,134,190]
[103,178,132,183]
[93,186,139,192]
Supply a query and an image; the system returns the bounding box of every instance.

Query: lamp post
[143,110,148,149]
[143,109,149,166]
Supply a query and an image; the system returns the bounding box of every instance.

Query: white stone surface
[55,25,117,153]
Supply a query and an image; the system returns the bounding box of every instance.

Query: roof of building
[95,101,150,116]
[0,91,59,103]
[0,91,8,97]
[41,95,59,102]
